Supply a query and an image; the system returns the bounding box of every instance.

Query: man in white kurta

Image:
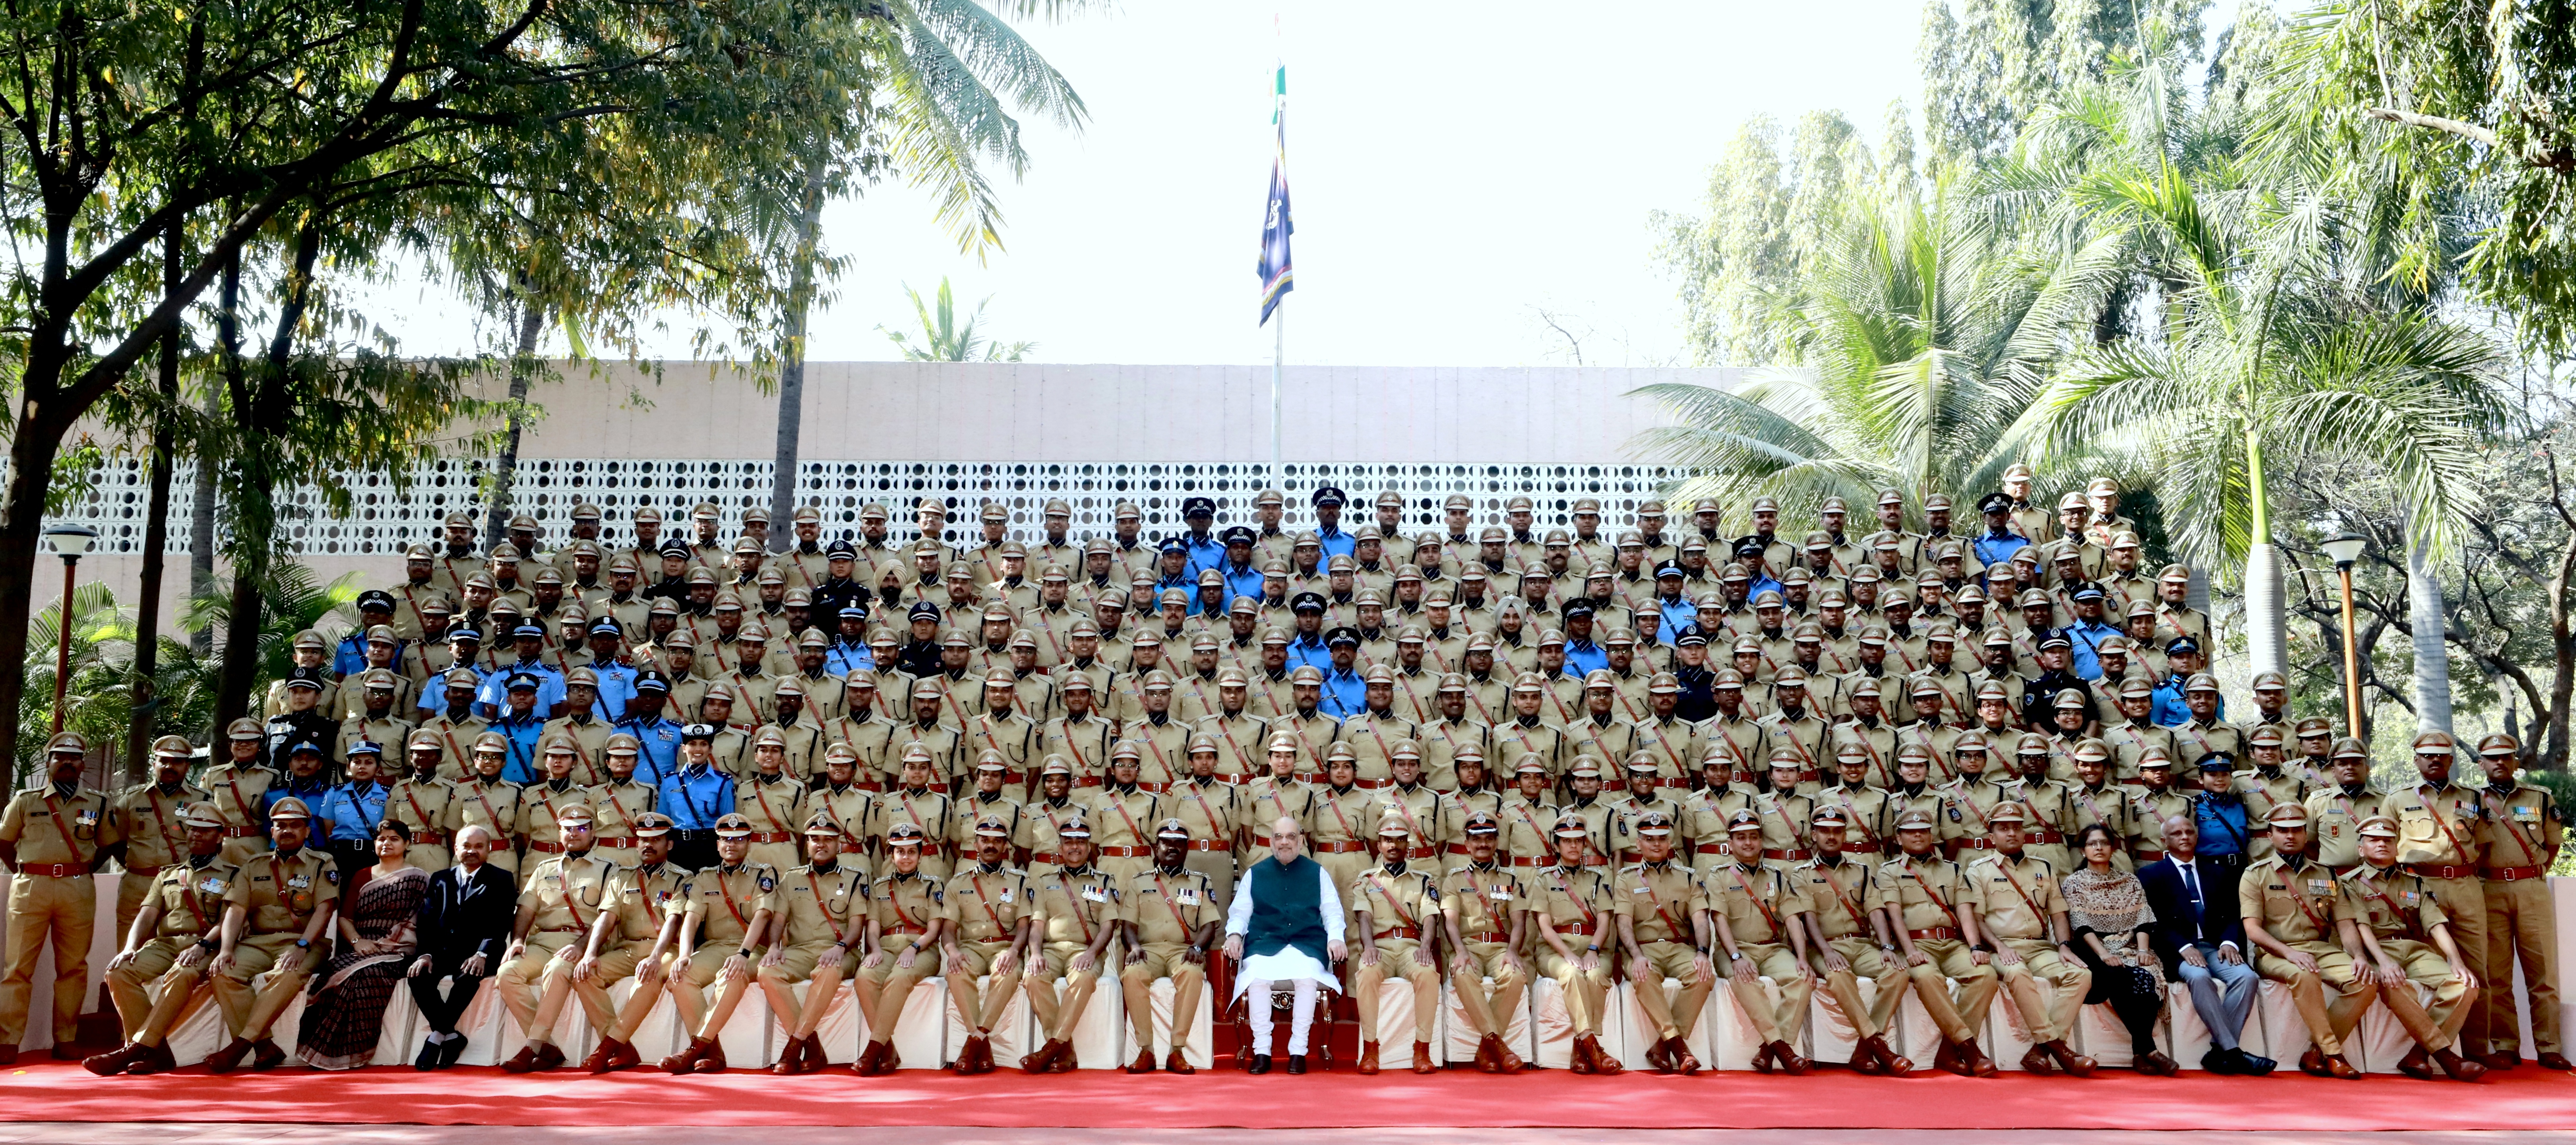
[1225,817,1348,1073]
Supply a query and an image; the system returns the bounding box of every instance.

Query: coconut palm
[1627,185,2129,523]
[766,0,1091,534]
[881,277,1036,362]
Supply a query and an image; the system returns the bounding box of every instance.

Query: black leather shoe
[438,1034,470,1069]
[2233,1048,2277,1077]
[1286,1054,1307,1075]
[1246,1053,1273,1075]
[2200,1048,2238,1075]
[415,1037,443,1071]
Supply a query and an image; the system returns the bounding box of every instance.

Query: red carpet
[0,1060,2568,1129]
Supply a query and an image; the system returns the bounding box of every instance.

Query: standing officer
[109,736,209,942]
[1119,819,1221,1073]
[2378,730,2493,1060]
[204,718,280,864]
[756,813,870,1075]
[1619,810,1715,1075]
[0,732,122,1063]
[1528,813,1624,1074]
[1346,819,1443,1075]
[2473,732,2566,1070]
[939,815,1033,1075]
[203,797,338,1073]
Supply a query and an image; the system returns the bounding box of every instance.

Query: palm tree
[766,0,1090,537]
[881,277,1036,362]
[1997,59,2510,678]
[1627,185,2122,519]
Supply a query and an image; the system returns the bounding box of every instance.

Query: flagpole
[1271,301,1283,482]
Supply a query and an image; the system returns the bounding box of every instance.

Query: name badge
[1178,888,1199,904]
[1635,885,1652,895]
[1082,887,1108,903]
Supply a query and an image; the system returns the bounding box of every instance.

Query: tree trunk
[188,383,219,656]
[128,224,184,775]
[208,248,250,730]
[2243,543,2289,677]
[768,149,830,549]
[482,299,548,551]
[2404,527,2452,737]
[0,387,68,781]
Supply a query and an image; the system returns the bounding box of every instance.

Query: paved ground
[1,1130,2557,1145]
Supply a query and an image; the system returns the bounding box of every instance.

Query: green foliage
[13,582,223,788]
[182,562,364,694]
[1918,0,2210,176]
[881,277,1036,361]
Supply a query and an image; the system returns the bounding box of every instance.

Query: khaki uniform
[383,776,459,870]
[2304,784,2384,871]
[1165,779,1242,914]
[497,850,618,1033]
[1966,850,2086,1044]
[199,762,279,864]
[1707,859,1813,1044]
[1040,713,1120,791]
[1027,865,1121,1042]
[450,776,525,875]
[1087,786,1165,884]
[1441,861,1529,1039]
[872,788,957,883]
[582,780,659,869]
[1347,864,1443,1046]
[1491,717,1570,782]
[854,870,945,1051]
[2337,863,2472,1054]
[2241,853,2375,1055]
[822,710,903,788]
[1195,711,1273,784]
[1620,859,1715,1041]
[213,846,338,1039]
[2477,779,2560,1055]
[1881,852,1998,1043]
[1528,862,1620,1037]
[671,862,780,1034]
[754,859,870,1036]
[1496,795,1561,866]
[732,774,808,872]
[0,783,120,1045]
[943,862,1034,1035]
[593,859,695,1043]
[1795,855,1906,1038]
[516,780,596,866]
[108,780,210,937]
[1814,783,1894,858]
[2378,780,2493,1053]
[1120,865,1218,1054]
[2100,720,2179,784]
[106,856,240,1042]
[1307,784,1380,893]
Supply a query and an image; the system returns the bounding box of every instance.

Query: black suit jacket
[415,862,516,964]
[2137,857,2245,967]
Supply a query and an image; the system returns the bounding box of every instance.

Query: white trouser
[1245,978,1319,1055]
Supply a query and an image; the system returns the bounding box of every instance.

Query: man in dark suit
[2136,811,2272,1075]
[407,823,515,1069]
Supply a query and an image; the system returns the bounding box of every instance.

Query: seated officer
[2337,814,2485,1081]
[757,812,870,1075]
[1619,810,1716,1075]
[1881,807,2001,1077]
[1441,810,1530,1074]
[205,797,339,1073]
[659,813,780,1074]
[1792,806,1912,1075]
[1961,803,2096,1076]
[1022,817,1120,1073]
[572,812,693,1074]
[1119,818,1221,1074]
[498,804,614,1073]
[1346,819,1442,1075]
[854,823,945,1075]
[1528,813,1623,1075]
[941,815,1034,1075]
[2241,803,2372,1078]
[86,803,237,1076]
[1706,809,1814,1076]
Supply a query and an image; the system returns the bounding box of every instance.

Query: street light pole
[43,523,98,734]
[2322,533,2369,741]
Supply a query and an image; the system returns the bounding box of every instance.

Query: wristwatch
[294,938,310,949]
[735,947,753,959]
[197,938,218,953]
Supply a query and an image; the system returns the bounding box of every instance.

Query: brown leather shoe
[1933,1038,1970,1077]
[1025,1036,1070,1075]
[773,1036,810,1076]
[502,1044,546,1074]
[1749,1039,1775,1075]
[659,1037,710,1074]
[1354,1040,1380,1075]
[1167,1050,1197,1075]
[2539,1052,2573,1071]
[1474,1033,1505,1074]
[81,1044,143,1077]
[2435,1047,2489,1082]
[583,1037,641,1074]
[248,1038,288,1071]
[854,1038,888,1076]
[2396,1044,2436,1080]
[1864,1034,1912,1075]
[2020,1045,2057,1075]
[951,1035,987,1075]
[1644,1035,1674,1072]
[1568,1033,1596,1075]
[1494,1038,1527,1074]
[2136,1050,2178,1077]
[1048,1043,1079,1073]
[690,1041,728,1073]
[1410,1041,1437,1075]
[1128,1047,1159,1074]
[2043,1040,2094,1077]
[2478,1051,2519,1071]
[1847,1038,1887,1075]
[123,1042,177,1076]
[1764,1040,1803,1076]
[205,1037,254,1075]
[2298,1047,2331,1077]
[1591,1038,1625,1076]
[2321,1052,2362,1079]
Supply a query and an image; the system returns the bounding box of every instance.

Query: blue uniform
[1220,561,1266,606]
[1318,667,1367,719]
[1656,596,1697,644]
[614,716,686,786]
[2191,791,2253,864]
[476,658,565,718]
[2150,673,2222,727]
[1563,638,1609,678]
[1179,533,1226,578]
[2064,619,2121,681]
[1286,635,1332,674]
[488,712,549,784]
[1973,529,2030,574]
[417,665,490,719]
[264,777,333,821]
[825,640,875,677]
[590,660,641,722]
[658,762,736,830]
[1313,525,1356,561]
[315,780,391,844]
[333,635,401,679]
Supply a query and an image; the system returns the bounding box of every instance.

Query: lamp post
[2321,532,2369,740]
[42,523,98,734]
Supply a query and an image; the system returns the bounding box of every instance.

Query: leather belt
[747,831,795,844]
[17,862,89,877]
[1460,930,1509,944]
[1375,926,1422,941]
[1908,926,1962,941]
[1958,838,1995,850]
[884,925,928,936]
[836,835,866,852]
[121,863,163,877]
[1095,845,1151,858]
[1029,850,1062,866]
[538,925,585,933]
[1352,778,1390,790]
[1509,856,1541,867]
[1693,844,1731,855]
[1078,776,1104,787]
[1444,844,1472,855]
[1655,777,1690,788]
[2024,829,2063,844]
[528,840,566,853]
[1135,781,1172,794]
[1762,848,1811,861]
[2485,865,2545,881]
[1555,922,1594,935]
[1404,845,1438,860]
[1184,840,1228,852]
[591,835,635,848]
[1312,841,1369,854]
[2412,863,2477,879]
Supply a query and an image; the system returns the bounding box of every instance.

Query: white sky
[360,0,1936,368]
